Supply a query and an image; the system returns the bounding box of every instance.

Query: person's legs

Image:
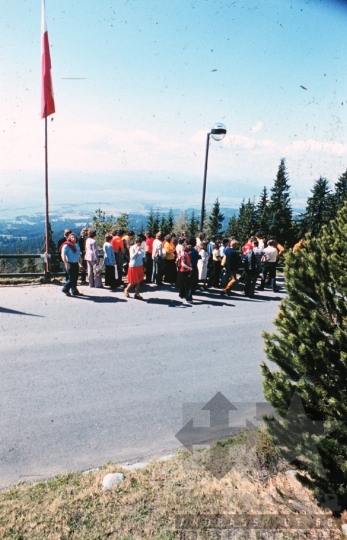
[87,261,95,287]
[80,258,87,283]
[124,281,132,296]
[269,263,277,291]
[145,254,153,283]
[70,263,80,295]
[224,272,237,293]
[62,266,73,293]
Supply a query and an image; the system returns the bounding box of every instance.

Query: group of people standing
[57,227,288,302]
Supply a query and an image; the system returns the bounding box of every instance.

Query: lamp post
[200,122,227,232]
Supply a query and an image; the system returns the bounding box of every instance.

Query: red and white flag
[41,0,55,118]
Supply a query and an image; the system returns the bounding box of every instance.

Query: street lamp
[200,122,227,232]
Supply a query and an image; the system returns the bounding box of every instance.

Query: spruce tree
[207,198,224,238]
[16,244,25,273]
[226,214,239,238]
[146,209,156,236]
[236,198,256,245]
[167,209,174,232]
[23,249,38,273]
[90,208,116,246]
[261,201,347,511]
[268,159,294,245]
[115,213,129,232]
[173,211,189,235]
[300,177,334,238]
[255,186,270,234]
[42,222,60,272]
[187,210,200,240]
[333,169,347,214]
[160,214,169,235]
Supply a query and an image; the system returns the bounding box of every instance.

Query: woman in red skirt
[124,237,145,299]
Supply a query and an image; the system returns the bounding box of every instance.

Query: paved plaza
[0,280,285,487]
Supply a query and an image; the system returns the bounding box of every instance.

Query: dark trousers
[62,263,79,294]
[145,253,153,283]
[209,260,221,287]
[260,262,277,291]
[105,265,117,288]
[179,271,192,301]
[116,252,124,286]
[244,271,257,298]
[80,258,87,282]
[163,258,177,284]
[153,256,163,285]
[191,266,199,293]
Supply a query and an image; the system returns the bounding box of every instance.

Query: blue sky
[0,0,346,217]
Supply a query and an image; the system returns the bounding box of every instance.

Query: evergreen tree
[333,169,347,214]
[42,222,60,272]
[114,213,129,232]
[187,210,200,240]
[90,208,116,246]
[23,248,38,273]
[207,198,224,238]
[16,244,25,273]
[160,214,168,235]
[255,186,270,234]
[268,159,294,245]
[146,209,156,236]
[261,201,347,511]
[300,177,334,238]
[226,214,239,238]
[173,211,189,235]
[167,209,174,232]
[236,198,256,245]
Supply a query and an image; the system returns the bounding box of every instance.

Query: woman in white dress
[197,241,208,288]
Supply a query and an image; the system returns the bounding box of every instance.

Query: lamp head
[210,122,227,141]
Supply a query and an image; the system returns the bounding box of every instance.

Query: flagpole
[41,0,54,282]
[44,109,50,281]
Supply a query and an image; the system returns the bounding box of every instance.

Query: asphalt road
[0,279,284,487]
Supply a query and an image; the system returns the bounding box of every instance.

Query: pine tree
[16,244,25,273]
[173,211,189,235]
[160,214,168,235]
[115,213,129,232]
[226,214,239,238]
[146,209,156,236]
[333,169,347,214]
[261,201,347,511]
[255,186,270,234]
[300,177,334,238]
[187,210,200,241]
[236,198,256,245]
[268,159,294,245]
[207,198,224,238]
[23,248,38,273]
[42,222,60,272]
[167,209,174,232]
[90,208,116,246]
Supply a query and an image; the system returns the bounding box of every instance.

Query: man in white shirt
[258,239,279,292]
[152,232,163,285]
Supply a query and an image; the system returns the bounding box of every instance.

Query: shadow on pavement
[0,307,44,317]
[68,295,127,303]
[146,298,192,308]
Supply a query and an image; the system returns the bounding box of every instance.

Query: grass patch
[0,429,341,539]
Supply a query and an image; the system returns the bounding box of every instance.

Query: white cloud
[251,121,263,133]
